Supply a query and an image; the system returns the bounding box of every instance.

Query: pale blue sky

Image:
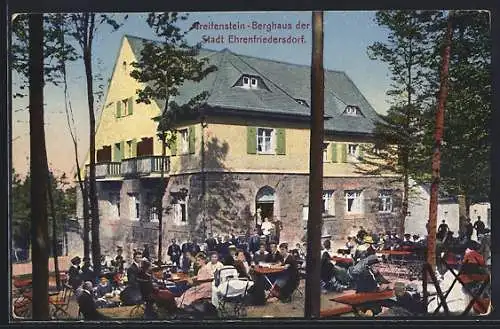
[12,11,395,177]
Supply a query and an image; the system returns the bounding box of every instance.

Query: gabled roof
[125,35,381,135]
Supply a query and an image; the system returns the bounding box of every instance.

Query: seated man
[320,250,350,293]
[265,242,283,264]
[273,243,299,303]
[77,281,109,320]
[252,243,269,264]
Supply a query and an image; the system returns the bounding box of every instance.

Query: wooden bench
[330,290,395,317]
[320,305,353,317]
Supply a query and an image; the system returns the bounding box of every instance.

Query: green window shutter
[120,141,125,160]
[340,144,348,163]
[170,133,177,156]
[128,97,134,115]
[132,139,137,157]
[116,101,122,118]
[247,127,257,154]
[189,126,196,154]
[330,143,338,163]
[276,128,286,155]
[358,144,364,160]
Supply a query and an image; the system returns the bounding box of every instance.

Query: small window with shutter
[116,97,134,117]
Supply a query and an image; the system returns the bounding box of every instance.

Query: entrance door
[256,202,274,221]
[255,186,276,226]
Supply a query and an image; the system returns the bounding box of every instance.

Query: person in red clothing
[461,241,490,312]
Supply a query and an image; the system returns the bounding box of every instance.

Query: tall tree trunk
[157,130,167,263]
[82,181,90,259]
[29,13,49,320]
[427,13,453,272]
[304,10,324,319]
[47,173,61,290]
[83,13,101,275]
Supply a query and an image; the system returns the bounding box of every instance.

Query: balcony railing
[85,156,169,179]
[85,162,121,178]
[121,158,137,177]
[136,156,170,176]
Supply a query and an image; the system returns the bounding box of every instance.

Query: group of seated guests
[73,241,301,320]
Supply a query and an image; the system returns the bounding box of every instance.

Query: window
[121,99,131,116]
[173,196,188,225]
[345,190,363,214]
[378,190,393,213]
[242,76,250,88]
[322,190,335,216]
[345,105,360,116]
[251,77,258,87]
[149,207,159,222]
[257,128,275,154]
[129,194,140,221]
[323,143,329,162]
[109,193,120,219]
[179,129,189,154]
[302,205,309,221]
[348,144,358,156]
[126,140,133,158]
[295,99,309,107]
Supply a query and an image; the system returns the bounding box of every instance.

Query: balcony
[85,162,121,179]
[136,156,170,176]
[121,158,137,177]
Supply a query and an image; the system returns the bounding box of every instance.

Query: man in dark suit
[248,228,261,254]
[68,256,83,290]
[276,243,299,302]
[265,242,283,264]
[142,244,151,261]
[167,239,181,266]
[78,281,108,320]
[126,252,142,288]
[81,257,95,283]
[205,234,217,253]
[252,243,269,264]
[111,246,125,273]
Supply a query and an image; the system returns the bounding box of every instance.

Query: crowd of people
[66,225,304,320]
[66,214,490,319]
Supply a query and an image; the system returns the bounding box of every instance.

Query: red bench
[320,305,353,317]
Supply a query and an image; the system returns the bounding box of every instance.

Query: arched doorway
[255,186,276,224]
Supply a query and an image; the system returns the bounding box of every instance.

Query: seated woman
[175,253,214,308]
[234,250,251,278]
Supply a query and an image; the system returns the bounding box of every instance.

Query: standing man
[248,228,261,254]
[142,244,151,261]
[167,239,181,267]
[261,218,274,237]
[205,233,217,253]
[111,246,125,273]
[437,220,449,241]
[126,252,142,289]
[68,256,83,290]
[473,216,486,239]
[465,218,474,241]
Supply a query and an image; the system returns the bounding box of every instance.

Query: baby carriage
[212,266,254,318]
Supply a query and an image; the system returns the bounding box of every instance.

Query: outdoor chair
[49,284,74,319]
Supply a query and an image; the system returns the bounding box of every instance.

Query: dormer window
[238,75,266,90]
[295,99,309,107]
[344,105,361,116]
[243,76,250,87]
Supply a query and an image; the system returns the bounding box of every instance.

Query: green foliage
[363,10,491,211]
[11,14,79,98]
[130,12,217,142]
[433,11,491,203]
[11,169,76,247]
